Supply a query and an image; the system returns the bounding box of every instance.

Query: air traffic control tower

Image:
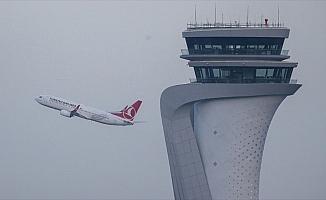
[160,21,301,200]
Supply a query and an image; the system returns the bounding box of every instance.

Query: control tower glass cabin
[181,22,295,84]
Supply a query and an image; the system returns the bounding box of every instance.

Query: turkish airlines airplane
[35,95,142,126]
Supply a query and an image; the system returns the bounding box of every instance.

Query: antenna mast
[277,5,280,27]
[214,3,217,25]
[246,6,249,27]
[195,4,197,25]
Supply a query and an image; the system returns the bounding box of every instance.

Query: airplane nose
[35,97,40,103]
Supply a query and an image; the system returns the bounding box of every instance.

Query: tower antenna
[194,4,197,25]
[222,12,224,25]
[277,5,280,27]
[214,3,217,25]
[246,6,249,27]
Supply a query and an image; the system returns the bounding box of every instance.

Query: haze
[0,1,325,199]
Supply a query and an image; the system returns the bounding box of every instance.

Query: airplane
[35,95,142,126]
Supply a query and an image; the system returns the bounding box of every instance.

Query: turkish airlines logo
[122,106,136,120]
[110,100,142,121]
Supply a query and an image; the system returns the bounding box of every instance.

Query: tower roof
[183,25,290,38]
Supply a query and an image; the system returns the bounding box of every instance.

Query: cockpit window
[39,96,42,98]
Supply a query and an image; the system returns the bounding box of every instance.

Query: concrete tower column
[161,84,300,200]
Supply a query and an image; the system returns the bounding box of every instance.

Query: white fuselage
[35,95,132,126]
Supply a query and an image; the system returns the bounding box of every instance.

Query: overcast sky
[0,1,325,199]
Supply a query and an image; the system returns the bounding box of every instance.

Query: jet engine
[60,110,72,118]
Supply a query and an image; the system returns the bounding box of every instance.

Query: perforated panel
[194,96,285,200]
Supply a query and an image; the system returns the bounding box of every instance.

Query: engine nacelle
[60,110,72,118]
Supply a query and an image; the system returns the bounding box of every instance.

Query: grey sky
[0,1,325,199]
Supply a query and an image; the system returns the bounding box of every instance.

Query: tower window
[193,67,292,83]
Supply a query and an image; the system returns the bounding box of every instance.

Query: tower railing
[189,77,297,84]
[187,22,285,30]
[181,49,289,56]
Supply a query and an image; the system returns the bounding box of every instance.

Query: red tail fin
[129,100,142,113]
[111,100,142,121]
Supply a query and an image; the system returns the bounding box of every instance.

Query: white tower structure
[160,22,301,200]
